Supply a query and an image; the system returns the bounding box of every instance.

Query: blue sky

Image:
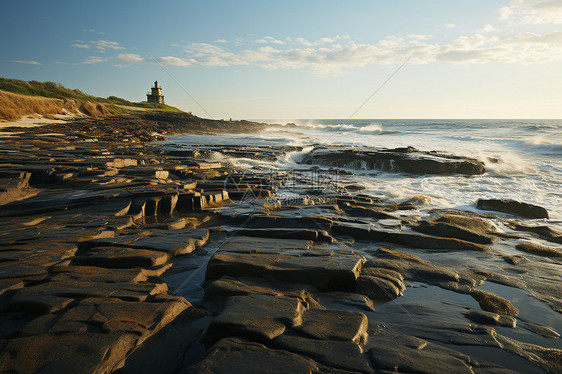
[1,0,561,119]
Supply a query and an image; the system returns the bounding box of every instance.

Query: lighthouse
[146,81,165,104]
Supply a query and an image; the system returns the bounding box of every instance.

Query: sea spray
[166,118,562,220]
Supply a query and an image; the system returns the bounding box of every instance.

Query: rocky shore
[0,114,561,373]
[1,110,269,142]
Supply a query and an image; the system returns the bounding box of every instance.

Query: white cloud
[82,56,109,64]
[85,29,104,35]
[157,56,192,66]
[437,31,562,64]
[478,24,497,33]
[214,39,227,43]
[72,43,90,49]
[295,35,350,47]
[296,37,313,46]
[117,53,145,64]
[10,60,41,65]
[155,30,562,74]
[499,0,562,24]
[506,31,562,44]
[91,40,124,52]
[445,23,457,28]
[256,36,286,45]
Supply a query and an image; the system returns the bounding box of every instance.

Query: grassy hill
[0,77,182,113]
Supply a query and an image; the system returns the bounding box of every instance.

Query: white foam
[358,123,384,133]
[523,136,562,154]
[477,151,538,176]
[166,119,562,222]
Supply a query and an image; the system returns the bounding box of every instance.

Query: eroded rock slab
[206,251,364,291]
[464,310,517,328]
[9,279,168,311]
[363,247,473,289]
[272,334,373,373]
[73,246,169,269]
[81,229,210,257]
[367,327,476,374]
[233,228,335,243]
[205,294,306,344]
[515,242,562,258]
[204,276,322,309]
[188,337,347,374]
[3,297,191,374]
[413,215,498,244]
[297,309,368,344]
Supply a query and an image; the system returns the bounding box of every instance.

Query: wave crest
[523,136,562,154]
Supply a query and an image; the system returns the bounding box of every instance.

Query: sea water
[167,119,562,223]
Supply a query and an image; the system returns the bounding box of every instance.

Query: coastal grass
[0,78,98,100]
[0,90,113,121]
[0,77,183,119]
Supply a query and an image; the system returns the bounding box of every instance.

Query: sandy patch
[0,113,79,129]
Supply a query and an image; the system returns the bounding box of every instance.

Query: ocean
[167,119,562,223]
[164,119,562,357]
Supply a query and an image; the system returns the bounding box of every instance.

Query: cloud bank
[63,3,562,74]
[153,31,562,74]
[500,0,562,24]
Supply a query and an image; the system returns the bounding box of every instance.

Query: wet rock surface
[477,198,550,219]
[0,127,560,373]
[301,146,486,175]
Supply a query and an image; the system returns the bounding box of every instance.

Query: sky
[1,0,561,119]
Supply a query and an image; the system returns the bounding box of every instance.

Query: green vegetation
[0,77,183,113]
[0,78,97,100]
[106,96,183,112]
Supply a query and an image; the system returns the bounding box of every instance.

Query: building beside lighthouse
[146,81,164,104]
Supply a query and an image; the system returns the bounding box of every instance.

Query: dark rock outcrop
[301,147,485,175]
[476,199,549,219]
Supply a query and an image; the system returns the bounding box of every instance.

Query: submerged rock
[522,322,560,339]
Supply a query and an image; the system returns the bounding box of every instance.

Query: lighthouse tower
[146,81,165,104]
